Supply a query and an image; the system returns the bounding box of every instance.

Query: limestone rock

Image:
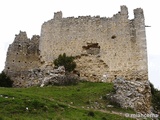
[111,78,152,113]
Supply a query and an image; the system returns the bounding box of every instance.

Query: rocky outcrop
[111,78,151,113]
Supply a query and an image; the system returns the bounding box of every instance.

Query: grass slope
[0,82,135,120]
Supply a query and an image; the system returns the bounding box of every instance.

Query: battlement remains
[54,11,63,20]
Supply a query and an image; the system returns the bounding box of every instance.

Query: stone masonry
[4,31,41,86]
[39,6,148,82]
[4,5,148,85]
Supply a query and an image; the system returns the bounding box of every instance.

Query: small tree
[0,71,13,87]
[54,53,76,72]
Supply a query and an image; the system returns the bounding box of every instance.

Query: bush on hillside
[150,82,160,112]
[54,53,76,72]
[0,71,13,87]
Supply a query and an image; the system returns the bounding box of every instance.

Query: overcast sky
[0,0,159,89]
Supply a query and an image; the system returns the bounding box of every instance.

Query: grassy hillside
[0,82,135,120]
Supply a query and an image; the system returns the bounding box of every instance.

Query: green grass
[0,82,135,120]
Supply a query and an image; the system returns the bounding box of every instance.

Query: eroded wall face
[39,6,148,81]
[4,32,41,86]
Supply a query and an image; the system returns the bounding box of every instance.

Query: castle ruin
[4,6,148,86]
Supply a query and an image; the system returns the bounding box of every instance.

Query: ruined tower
[4,31,41,86]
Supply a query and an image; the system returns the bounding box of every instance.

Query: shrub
[0,71,13,87]
[88,111,95,117]
[54,53,76,72]
[101,117,107,120]
[150,82,160,112]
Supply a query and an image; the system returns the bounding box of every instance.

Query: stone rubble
[11,66,79,87]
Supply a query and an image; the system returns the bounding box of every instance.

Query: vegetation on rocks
[54,53,76,72]
[150,82,160,113]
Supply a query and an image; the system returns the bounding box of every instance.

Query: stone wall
[39,5,148,82]
[74,54,110,82]
[4,5,148,85]
[4,31,41,86]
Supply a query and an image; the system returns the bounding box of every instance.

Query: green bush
[0,71,13,87]
[54,53,76,72]
[150,82,160,112]
[88,111,95,117]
